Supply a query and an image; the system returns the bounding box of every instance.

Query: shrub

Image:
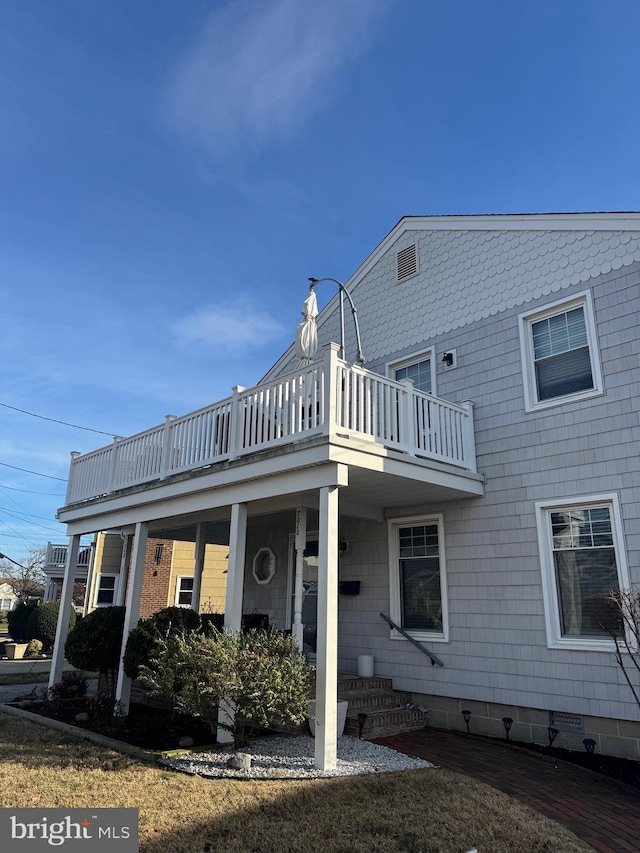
[139,628,313,748]
[25,639,43,658]
[46,671,88,702]
[26,602,76,653]
[65,606,126,690]
[7,603,38,642]
[123,606,201,679]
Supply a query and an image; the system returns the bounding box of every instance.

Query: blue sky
[1,0,639,561]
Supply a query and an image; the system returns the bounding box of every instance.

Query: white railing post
[106,437,123,494]
[322,342,340,439]
[399,379,416,455]
[460,401,477,473]
[65,451,81,504]
[228,386,246,461]
[159,414,177,479]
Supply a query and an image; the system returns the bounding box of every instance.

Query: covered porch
[51,347,483,770]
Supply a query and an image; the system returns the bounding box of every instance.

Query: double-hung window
[390,353,434,395]
[175,576,194,608]
[520,292,603,411]
[388,515,448,641]
[536,495,629,650]
[94,574,118,607]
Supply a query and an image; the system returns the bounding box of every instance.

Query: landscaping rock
[227,752,252,771]
[179,735,194,748]
[75,712,90,722]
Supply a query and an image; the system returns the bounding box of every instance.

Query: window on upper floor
[536,495,629,651]
[175,576,194,608]
[389,351,434,395]
[388,515,449,642]
[519,292,603,411]
[94,574,118,607]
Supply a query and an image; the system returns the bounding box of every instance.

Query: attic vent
[396,244,418,282]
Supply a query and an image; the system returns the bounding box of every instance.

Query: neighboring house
[50,212,640,770]
[0,580,19,611]
[47,534,228,619]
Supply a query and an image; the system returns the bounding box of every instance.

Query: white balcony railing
[64,344,476,506]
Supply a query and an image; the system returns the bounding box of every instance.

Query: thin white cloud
[161,0,391,157]
[172,299,288,352]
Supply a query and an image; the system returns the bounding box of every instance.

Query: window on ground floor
[174,576,195,608]
[536,494,630,650]
[94,574,118,607]
[388,515,448,642]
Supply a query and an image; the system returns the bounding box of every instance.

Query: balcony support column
[292,506,307,650]
[115,534,132,607]
[49,534,81,688]
[115,521,149,714]
[218,502,248,744]
[314,484,339,772]
[192,522,206,613]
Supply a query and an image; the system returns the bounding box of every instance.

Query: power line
[0,484,65,497]
[0,401,115,436]
[0,462,67,482]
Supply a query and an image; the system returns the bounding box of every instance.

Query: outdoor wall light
[442,352,454,367]
[547,727,559,747]
[462,709,471,734]
[583,738,597,754]
[502,716,513,741]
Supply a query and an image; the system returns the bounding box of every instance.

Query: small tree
[593,590,640,710]
[123,606,201,679]
[65,606,126,692]
[26,602,76,653]
[139,628,313,748]
[7,602,38,642]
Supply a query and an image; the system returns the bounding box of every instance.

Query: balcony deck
[62,346,479,516]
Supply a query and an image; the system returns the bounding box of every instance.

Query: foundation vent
[548,710,584,733]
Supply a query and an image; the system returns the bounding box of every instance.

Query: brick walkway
[374,729,640,853]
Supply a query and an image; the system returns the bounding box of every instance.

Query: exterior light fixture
[502,716,513,741]
[583,738,597,754]
[547,727,559,747]
[357,712,368,739]
[308,277,365,365]
[462,709,471,734]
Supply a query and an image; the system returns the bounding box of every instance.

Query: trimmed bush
[123,606,201,679]
[65,606,126,688]
[26,602,76,653]
[7,603,38,642]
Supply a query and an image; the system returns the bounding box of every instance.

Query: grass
[0,713,593,853]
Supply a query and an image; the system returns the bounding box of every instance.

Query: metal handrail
[380,612,444,667]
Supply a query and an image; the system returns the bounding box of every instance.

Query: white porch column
[224,503,247,631]
[49,534,81,688]
[82,537,97,616]
[219,502,248,744]
[115,533,133,607]
[292,506,307,650]
[115,522,149,713]
[191,522,206,613]
[314,484,339,771]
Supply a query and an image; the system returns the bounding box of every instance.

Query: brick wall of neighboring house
[138,539,173,619]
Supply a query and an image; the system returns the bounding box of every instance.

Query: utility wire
[0,484,65,497]
[0,462,67,482]
[0,401,115,436]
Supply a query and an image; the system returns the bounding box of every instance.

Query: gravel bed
[160,735,434,780]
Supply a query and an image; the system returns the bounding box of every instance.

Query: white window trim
[536,493,630,652]
[388,514,449,643]
[387,348,436,397]
[93,573,118,608]
[174,575,195,608]
[519,290,604,413]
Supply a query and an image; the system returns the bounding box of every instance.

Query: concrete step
[344,706,428,740]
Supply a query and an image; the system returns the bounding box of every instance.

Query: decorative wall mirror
[252,547,276,585]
